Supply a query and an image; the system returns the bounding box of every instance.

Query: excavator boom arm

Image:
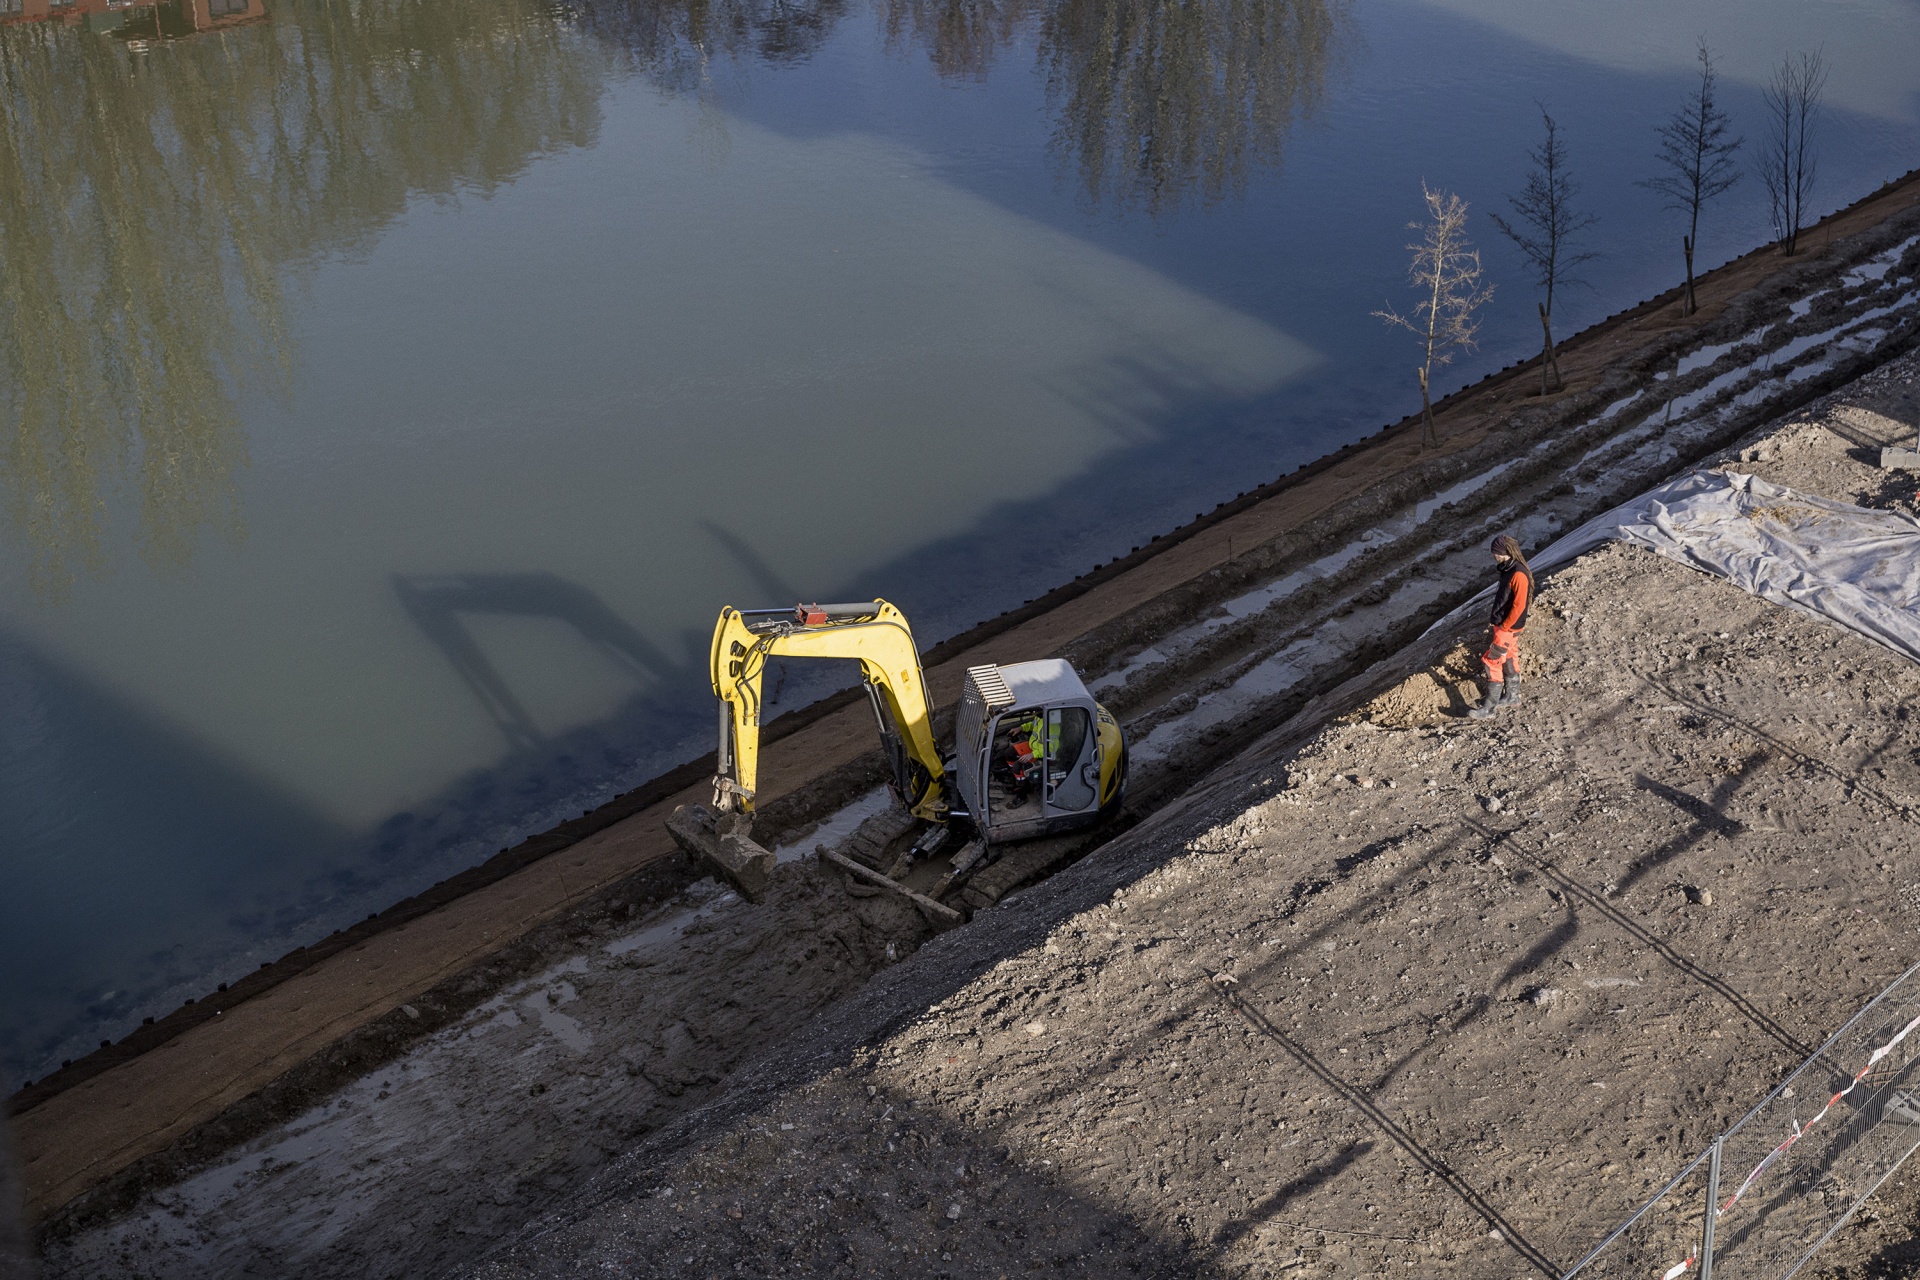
[709,600,945,821]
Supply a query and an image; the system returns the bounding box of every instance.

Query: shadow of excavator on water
[389,519,825,760]
[391,572,684,753]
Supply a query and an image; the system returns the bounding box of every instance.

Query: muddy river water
[1,0,1917,1082]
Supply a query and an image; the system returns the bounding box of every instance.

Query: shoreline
[12,164,1920,1242]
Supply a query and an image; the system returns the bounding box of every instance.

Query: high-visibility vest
[1018,714,1059,761]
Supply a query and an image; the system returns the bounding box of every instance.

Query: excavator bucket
[666,803,777,903]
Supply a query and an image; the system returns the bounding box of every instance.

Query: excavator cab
[954,661,1125,843]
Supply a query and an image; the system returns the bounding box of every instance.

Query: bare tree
[1374,185,1493,450]
[1491,108,1596,395]
[1639,39,1741,314]
[1759,49,1826,256]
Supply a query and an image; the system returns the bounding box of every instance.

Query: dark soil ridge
[14,169,1920,1244]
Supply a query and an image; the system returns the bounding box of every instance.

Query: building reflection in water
[0,0,607,590]
[0,0,267,43]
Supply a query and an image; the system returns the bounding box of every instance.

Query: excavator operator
[998,712,1057,803]
[1469,534,1534,720]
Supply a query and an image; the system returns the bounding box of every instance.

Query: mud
[21,190,1920,1274]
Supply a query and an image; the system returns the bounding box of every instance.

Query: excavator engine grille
[964,664,1016,710]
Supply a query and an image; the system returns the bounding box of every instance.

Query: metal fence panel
[1566,962,1920,1280]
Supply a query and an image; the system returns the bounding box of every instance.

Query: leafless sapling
[1374,185,1493,450]
[1492,109,1596,396]
[1639,39,1741,315]
[1758,49,1826,256]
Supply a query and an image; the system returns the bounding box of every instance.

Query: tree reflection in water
[881,0,1349,211]
[1038,0,1348,212]
[0,0,607,590]
[576,0,1349,211]
[568,0,851,86]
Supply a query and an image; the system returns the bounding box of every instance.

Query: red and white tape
[1658,1006,1920,1279]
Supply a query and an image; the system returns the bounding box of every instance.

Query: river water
[1,0,1915,1082]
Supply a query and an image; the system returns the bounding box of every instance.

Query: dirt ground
[433,355,1920,1280]
[31,847,937,1279]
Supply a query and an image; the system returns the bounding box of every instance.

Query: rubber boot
[1468,681,1505,719]
[1502,670,1523,706]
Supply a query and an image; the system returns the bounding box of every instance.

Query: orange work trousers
[1481,627,1521,683]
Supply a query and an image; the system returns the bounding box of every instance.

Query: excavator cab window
[987,704,1098,822]
[987,709,1048,819]
[1042,706,1096,813]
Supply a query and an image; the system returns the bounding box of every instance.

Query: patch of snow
[1790,289,1831,320]
[1094,463,1534,700]
[1089,646,1166,693]
[1677,325,1773,378]
[1656,291,1919,428]
[1595,391,1644,422]
[1414,461,1522,524]
[1131,576,1452,765]
[605,900,728,957]
[1842,234,1920,288]
[524,981,593,1053]
[1091,538,1381,694]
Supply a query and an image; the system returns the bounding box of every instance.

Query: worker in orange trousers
[1469,534,1533,720]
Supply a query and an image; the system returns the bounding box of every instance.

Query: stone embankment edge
[12,164,1920,1235]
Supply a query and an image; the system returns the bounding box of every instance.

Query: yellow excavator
[666,600,1125,906]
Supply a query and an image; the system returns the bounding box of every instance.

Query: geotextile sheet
[1533,469,1920,664]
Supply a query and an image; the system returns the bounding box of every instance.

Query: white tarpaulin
[1531,469,1920,664]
